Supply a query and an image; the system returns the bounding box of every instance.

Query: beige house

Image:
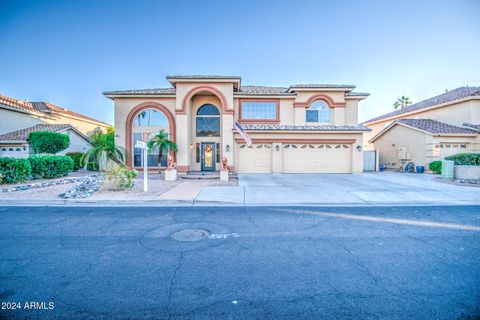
[0,93,110,158]
[104,75,370,173]
[364,86,480,169]
[0,124,93,158]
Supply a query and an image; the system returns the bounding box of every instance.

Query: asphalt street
[0,205,479,319]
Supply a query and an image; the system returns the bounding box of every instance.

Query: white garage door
[237,143,272,173]
[283,143,352,173]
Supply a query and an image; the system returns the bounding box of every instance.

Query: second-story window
[306,101,332,123]
[241,101,277,120]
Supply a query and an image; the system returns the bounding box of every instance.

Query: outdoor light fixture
[357,145,362,151]
[225,144,231,152]
[189,144,194,152]
[276,145,280,151]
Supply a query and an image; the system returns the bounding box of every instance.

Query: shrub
[28,131,70,154]
[0,157,32,184]
[445,153,480,166]
[29,155,73,179]
[66,152,86,170]
[87,162,99,171]
[101,166,137,191]
[428,161,442,174]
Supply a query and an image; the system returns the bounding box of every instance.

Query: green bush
[28,155,73,179]
[28,131,70,154]
[445,153,480,166]
[0,157,32,184]
[66,152,86,170]
[428,161,442,174]
[87,162,99,171]
[102,166,137,190]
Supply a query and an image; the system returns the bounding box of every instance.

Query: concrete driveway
[196,172,480,206]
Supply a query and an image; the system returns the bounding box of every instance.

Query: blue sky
[1,0,479,125]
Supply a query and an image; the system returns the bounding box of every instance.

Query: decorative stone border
[59,176,100,199]
[1,175,98,193]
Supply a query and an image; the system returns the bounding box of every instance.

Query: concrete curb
[0,198,479,207]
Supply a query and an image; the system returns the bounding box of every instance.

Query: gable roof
[364,86,480,124]
[463,123,480,132]
[0,94,110,127]
[0,124,92,143]
[104,76,369,99]
[369,119,478,143]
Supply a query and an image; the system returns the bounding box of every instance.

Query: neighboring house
[104,75,370,173]
[0,94,110,136]
[0,124,93,158]
[363,86,480,169]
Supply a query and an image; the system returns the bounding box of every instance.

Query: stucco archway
[125,102,176,168]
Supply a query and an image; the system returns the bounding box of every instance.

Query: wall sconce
[189,144,194,152]
[275,145,280,152]
[356,145,362,152]
[225,144,231,153]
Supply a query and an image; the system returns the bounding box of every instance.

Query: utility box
[441,160,454,179]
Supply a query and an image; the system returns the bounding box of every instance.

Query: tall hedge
[0,157,32,184]
[28,131,70,154]
[28,155,73,179]
[445,153,480,166]
[66,152,86,170]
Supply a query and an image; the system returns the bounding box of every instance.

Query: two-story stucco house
[104,75,370,174]
[363,86,480,169]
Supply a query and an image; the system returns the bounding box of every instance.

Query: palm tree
[84,127,125,171]
[393,96,412,110]
[147,130,177,173]
[137,111,147,126]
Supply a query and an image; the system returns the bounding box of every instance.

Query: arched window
[196,104,220,137]
[132,108,169,167]
[306,101,332,123]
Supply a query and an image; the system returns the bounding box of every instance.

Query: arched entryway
[125,102,175,168]
[193,103,221,171]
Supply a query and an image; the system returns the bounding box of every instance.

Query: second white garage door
[237,144,272,173]
[283,143,352,173]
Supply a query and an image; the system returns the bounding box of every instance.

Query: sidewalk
[0,172,479,207]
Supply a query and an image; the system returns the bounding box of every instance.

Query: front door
[201,142,215,171]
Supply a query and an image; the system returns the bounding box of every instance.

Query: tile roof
[103,88,176,95]
[0,124,73,142]
[0,94,110,126]
[397,119,478,135]
[463,123,480,132]
[288,84,356,91]
[346,92,370,97]
[0,94,38,114]
[235,86,292,95]
[239,124,371,132]
[364,86,480,124]
[166,75,241,80]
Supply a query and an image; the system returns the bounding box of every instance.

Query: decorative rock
[59,175,100,199]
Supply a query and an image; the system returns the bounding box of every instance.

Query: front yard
[1,171,479,206]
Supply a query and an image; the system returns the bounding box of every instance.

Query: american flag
[233,121,252,146]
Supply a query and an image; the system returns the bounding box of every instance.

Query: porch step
[181,171,238,180]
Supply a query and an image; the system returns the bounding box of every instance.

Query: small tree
[393,96,412,110]
[84,127,125,171]
[28,131,70,154]
[146,130,177,173]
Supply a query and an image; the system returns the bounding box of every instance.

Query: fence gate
[363,150,377,172]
